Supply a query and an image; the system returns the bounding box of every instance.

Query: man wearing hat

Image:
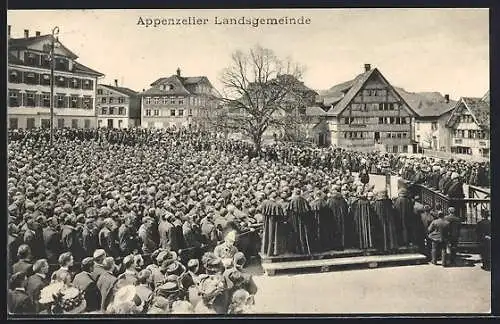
[91,249,107,282]
[138,216,158,255]
[96,257,119,311]
[427,211,449,266]
[42,218,62,267]
[118,216,139,257]
[214,231,238,268]
[73,257,100,312]
[8,272,35,314]
[116,255,139,288]
[135,269,154,307]
[444,207,461,266]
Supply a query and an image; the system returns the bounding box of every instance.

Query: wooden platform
[262,253,427,276]
[260,246,420,264]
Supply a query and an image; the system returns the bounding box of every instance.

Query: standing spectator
[51,252,74,285]
[26,259,50,312]
[444,207,461,266]
[116,255,139,288]
[73,257,101,312]
[427,211,449,266]
[12,245,34,277]
[118,215,139,256]
[393,188,416,246]
[8,272,35,314]
[96,257,119,311]
[476,211,491,271]
[43,218,62,267]
[91,249,107,282]
[82,218,99,258]
[420,205,435,261]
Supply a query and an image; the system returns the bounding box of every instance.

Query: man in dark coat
[372,190,399,252]
[12,245,34,277]
[310,191,333,253]
[99,218,120,258]
[393,188,416,246]
[82,219,99,258]
[8,224,23,267]
[158,214,174,250]
[327,190,349,250]
[73,257,101,312]
[25,259,49,313]
[285,189,315,255]
[350,193,377,249]
[420,205,435,260]
[23,218,46,260]
[476,211,491,271]
[446,173,466,221]
[118,215,139,256]
[96,257,118,311]
[443,207,461,266]
[427,211,449,266]
[60,216,79,258]
[43,218,61,267]
[8,272,35,314]
[261,192,289,256]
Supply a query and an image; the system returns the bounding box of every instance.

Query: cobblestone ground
[250,256,490,314]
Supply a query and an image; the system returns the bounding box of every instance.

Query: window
[119,107,125,115]
[26,118,35,129]
[42,93,50,107]
[109,107,115,115]
[101,97,107,103]
[118,97,125,104]
[171,97,176,104]
[70,96,79,108]
[57,118,65,128]
[171,109,176,116]
[102,107,107,115]
[24,72,39,85]
[9,70,20,83]
[401,117,407,124]
[344,132,348,139]
[416,135,420,142]
[24,52,38,66]
[41,55,50,68]
[72,119,78,128]
[431,122,438,131]
[178,109,184,116]
[162,97,169,104]
[71,78,80,89]
[57,95,65,108]
[84,119,91,129]
[169,84,174,90]
[82,97,91,109]
[154,109,159,116]
[389,117,395,124]
[154,97,160,104]
[9,91,19,107]
[39,74,50,86]
[56,76,66,88]
[378,103,383,111]
[97,89,103,95]
[109,97,114,104]
[41,119,50,129]
[178,97,184,105]
[402,145,408,153]
[118,120,123,128]
[393,145,399,153]
[145,97,151,104]
[145,109,152,116]
[403,133,407,138]
[188,109,193,116]
[397,133,402,139]
[9,118,18,129]
[387,132,391,138]
[26,93,36,107]
[389,103,395,110]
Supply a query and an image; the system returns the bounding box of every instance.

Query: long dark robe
[393,193,415,246]
[372,198,399,251]
[447,179,466,221]
[310,197,333,253]
[350,197,377,249]
[286,195,314,255]
[327,193,349,250]
[261,200,287,257]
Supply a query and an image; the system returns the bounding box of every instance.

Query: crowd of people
[7,127,491,315]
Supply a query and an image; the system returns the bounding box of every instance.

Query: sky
[7,9,489,100]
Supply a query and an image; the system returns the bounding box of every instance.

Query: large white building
[96,81,141,129]
[7,26,104,129]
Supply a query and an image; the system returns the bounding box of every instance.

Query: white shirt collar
[37,273,46,279]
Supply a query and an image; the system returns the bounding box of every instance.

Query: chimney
[35,31,41,37]
[8,25,11,38]
[114,79,118,87]
[444,94,450,103]
[24,29,29,38]
[364,64,371,72]
[176,67,181,77]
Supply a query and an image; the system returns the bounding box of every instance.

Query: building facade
[7,27,104,129]
[446,93,490,158]
[316,64,416,153]
[96,82,141,129]
[140,68,219,129]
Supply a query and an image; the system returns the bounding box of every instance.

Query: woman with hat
[106,285,145,314]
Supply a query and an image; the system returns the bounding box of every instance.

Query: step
[260,246,420,264]
[262,253,427,276]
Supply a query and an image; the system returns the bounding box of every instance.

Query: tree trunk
[253,133,262,153]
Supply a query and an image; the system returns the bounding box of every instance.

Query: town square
[6,9,490,315]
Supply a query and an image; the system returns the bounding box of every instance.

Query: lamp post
[49,26,60,146]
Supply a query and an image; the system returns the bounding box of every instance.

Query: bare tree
[214,46,308,152]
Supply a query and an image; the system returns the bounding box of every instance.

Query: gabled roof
[395,88,456,118]
[99,84,138,97]
[482,90,490,104]
[73,61,105,77]
[9,34,79,59]
[323,68,416,117]
[446,95,490,130]
[306,106,327,117]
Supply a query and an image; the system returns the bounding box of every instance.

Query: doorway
[107,119,114,128]
[374,131,380,143]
